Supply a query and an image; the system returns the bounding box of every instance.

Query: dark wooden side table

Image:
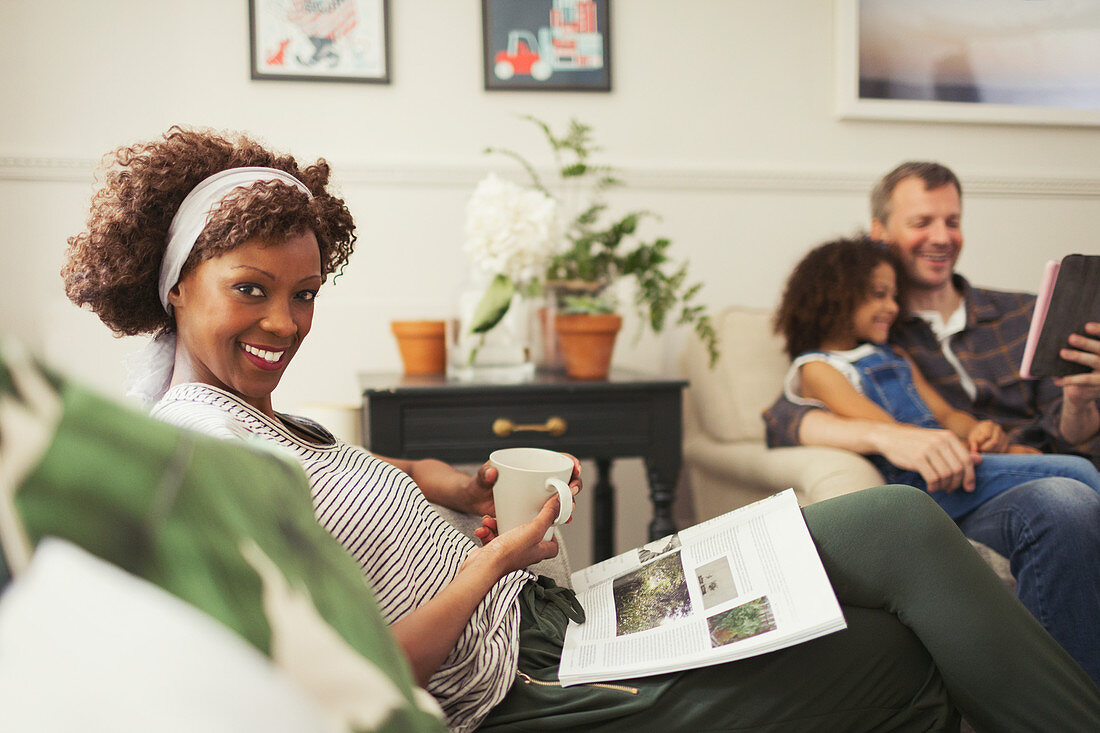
[358,369,687,562]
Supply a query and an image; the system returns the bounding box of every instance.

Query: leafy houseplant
[486,116,720,370]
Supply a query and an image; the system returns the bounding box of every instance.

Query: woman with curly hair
[62,125,357,405]
[63,128,1100,731]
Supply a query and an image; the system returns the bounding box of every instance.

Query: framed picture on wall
[250,0,390,84]
[834,0,1100,126]
[482,0,611,92]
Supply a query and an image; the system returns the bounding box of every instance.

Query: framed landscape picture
[482,0,611,92]
[250,0,390,84]
[835,0,1100,126]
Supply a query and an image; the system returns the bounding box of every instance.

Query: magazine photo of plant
[612,552,692,636]
[706,597,777,647]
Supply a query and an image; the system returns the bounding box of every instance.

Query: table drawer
[397,397,652,459]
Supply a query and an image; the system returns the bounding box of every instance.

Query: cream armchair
[680,306,884,519]
[679,306,1013,587]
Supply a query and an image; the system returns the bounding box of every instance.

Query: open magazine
[558,489,845,686]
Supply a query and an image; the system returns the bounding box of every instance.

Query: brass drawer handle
[492,416,567,438]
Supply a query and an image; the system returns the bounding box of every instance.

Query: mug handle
[545,477,574,526]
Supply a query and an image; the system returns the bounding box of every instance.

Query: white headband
[157,167,313,311]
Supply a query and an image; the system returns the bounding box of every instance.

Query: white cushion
[0,539,339,733]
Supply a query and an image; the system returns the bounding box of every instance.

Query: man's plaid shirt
[764,275,1100,465]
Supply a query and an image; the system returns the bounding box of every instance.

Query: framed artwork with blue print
[482,0,611,92]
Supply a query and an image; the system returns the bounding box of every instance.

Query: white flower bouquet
[462,173,563,334]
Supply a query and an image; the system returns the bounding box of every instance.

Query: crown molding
[0,157,97,182]
[3,156,1099,199]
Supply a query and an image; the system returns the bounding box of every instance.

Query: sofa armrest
[683,433,885,516]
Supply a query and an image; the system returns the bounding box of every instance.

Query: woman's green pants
[480,485,1100,732]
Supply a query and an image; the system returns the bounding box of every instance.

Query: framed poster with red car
[482,0,611,92]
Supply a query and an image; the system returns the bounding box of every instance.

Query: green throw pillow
[0,341,444,733]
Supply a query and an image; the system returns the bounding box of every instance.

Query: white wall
[3,0,1099,560]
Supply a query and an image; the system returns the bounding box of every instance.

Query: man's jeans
[931,452,1100,520]
[849,345,1100,518]
[957,477,1100,684]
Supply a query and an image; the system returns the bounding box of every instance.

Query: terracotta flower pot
[554,313,623,379]
[390,320,446,375]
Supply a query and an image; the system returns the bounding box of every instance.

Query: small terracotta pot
[390,320,446,375]
[554,313,623,379]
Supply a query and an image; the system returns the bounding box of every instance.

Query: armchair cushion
[689,306,795,444]
[681,306,885,512]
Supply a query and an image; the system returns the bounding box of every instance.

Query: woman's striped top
[152,383,533,732]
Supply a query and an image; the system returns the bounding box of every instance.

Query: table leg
[646,460,679,542]
[593,458,615,562]
[646,390,683,542]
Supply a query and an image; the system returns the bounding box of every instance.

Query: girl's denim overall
[826,346,1100,519]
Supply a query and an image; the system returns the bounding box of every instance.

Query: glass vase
[447,275,536,383]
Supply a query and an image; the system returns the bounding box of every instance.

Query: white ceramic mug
[489,447,574,541]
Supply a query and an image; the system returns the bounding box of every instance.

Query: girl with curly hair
[775,236,1100,519]
[63,129,1100,731]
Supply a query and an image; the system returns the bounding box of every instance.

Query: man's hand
[1058,323,1100,403]
[967,420,1009,454]
[798,410,978,492]
[871,423,978,493]
[1055,322,1100,445]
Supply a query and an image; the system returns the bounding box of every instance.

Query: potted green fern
[486,116,719,378]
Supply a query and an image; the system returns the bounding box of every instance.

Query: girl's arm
[389,497,561,686]
[799,360,977,493]
[799,360,896,422]
[900,351,1009,453]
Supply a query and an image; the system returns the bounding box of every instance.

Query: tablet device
[1020,254,1100,379]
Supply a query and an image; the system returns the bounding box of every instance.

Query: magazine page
[558,489,845,686]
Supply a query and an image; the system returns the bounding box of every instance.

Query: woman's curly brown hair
[773,236,906,360]
[62,126,357,337]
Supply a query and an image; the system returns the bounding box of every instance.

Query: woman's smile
[168,231,323,416]
[240,341,288,368]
